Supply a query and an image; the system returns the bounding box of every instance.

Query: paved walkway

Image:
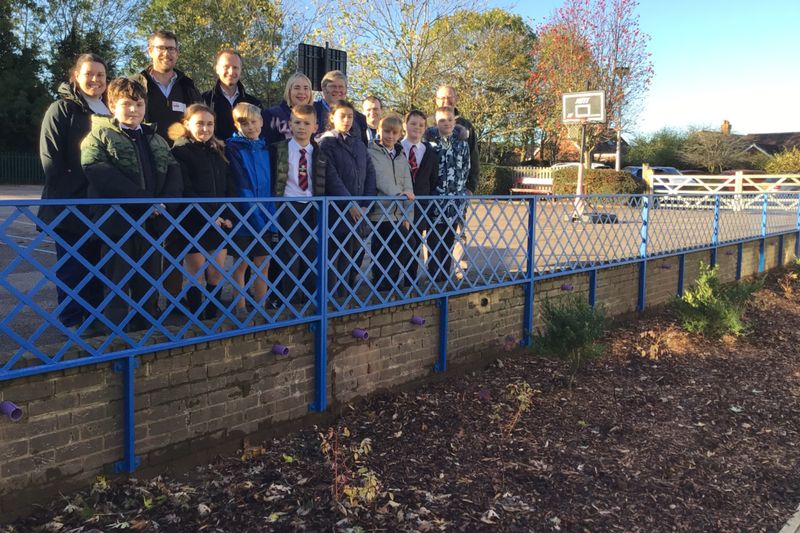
[0,185,43,200]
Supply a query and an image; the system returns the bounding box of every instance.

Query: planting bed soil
[4,271,800,532]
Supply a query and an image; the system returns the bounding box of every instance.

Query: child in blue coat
[225,102,275,316]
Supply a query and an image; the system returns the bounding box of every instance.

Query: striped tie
[298,148,308,191]
[408,145,418,182]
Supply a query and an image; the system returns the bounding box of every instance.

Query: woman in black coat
[39,53,109,332]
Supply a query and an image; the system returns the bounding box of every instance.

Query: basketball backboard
[562,91,606,124]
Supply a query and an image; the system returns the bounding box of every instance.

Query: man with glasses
[134,30,202,143]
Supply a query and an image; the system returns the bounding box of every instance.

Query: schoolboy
[81,77,182,331]
[367,114,415,291]
[225,102,275,317]
[401,109,439,282]
[269,104,326,304]
[425,105,471,282]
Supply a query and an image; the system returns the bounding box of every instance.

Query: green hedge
[552,167,644,195]
[475,164,515,195]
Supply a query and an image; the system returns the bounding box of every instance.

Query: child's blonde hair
[232,102,261,123]
[379,114,403,133]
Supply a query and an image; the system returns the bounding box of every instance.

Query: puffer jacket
[366,141,414,223]
[224,133,276,236]
[39,83,107,235]
[80,116,182,238]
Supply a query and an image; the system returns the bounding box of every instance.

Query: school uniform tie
[298,148,308,191]
[408,145,418,182]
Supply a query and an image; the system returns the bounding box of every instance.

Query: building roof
[738,132,800,156]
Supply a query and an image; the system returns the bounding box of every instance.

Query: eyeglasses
[152,45,178,54]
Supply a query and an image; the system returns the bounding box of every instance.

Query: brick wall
[1,236,796,519]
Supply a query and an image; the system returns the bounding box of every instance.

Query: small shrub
[533,295,606,385]
[778,257,800,297]
[552,167,646,195]
[475,165,516,195]
[765,147,800,174]
[672,263,763,338]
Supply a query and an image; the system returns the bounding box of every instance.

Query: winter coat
[39,82,108,236]
[269,139,327,197]
[133,67,202,142]
[202,80,262,141]
[318,130,377,236]
[313,100,369,145]
[224,134,275,236]
[261,101,293,146]
[367,141,414,223]
[80,116,182,238]
[171,137,236,247]
[424,125,471,224]
[425,109,479,192]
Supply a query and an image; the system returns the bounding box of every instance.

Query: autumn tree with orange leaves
[530,0,653,165]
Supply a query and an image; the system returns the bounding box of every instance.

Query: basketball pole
[573,119,587,219]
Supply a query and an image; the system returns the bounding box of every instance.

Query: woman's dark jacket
[261,100,293,146]
[39,83,104,236]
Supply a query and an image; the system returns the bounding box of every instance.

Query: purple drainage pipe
[725,250,736,255]
[560,283,573,291]
[410,316,426,326]
[0,401,23,422]
[272,344,289,357]
[351,328,369,340]
[661,263,673,269]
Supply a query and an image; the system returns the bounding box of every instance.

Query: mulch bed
[5,272,800,532]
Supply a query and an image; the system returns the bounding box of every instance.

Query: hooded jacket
[133,67,202,142]
[80,116,182,238]
[202,80,262,141]
[224,133,276,236]
[261,100,293,146]
[39,83,107,235]
[366,141,414,223]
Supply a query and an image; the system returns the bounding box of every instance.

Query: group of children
[80,76,471,330]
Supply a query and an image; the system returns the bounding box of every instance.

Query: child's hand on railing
[150,203,167,218]
[216,217,233,229]
[402,192,416,201]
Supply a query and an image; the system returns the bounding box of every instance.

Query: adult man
[202,49,262,140]
[314,70,367,144]
[134,30,202,143]
[362,96,383,143]
[434,85,479,193]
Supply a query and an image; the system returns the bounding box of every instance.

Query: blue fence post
[309,199,328,412]
[759,193,767,273]
[113,356,140,473]
[637,195,650,311]
[521,197,536,347]
[677,253,685,296]
[736,242,743,280]
[710,194,720,267]
[795,192,800,258]
[435,296,448,372]
[588,269,597,307]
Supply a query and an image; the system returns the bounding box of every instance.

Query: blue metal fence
[1,192,798,471]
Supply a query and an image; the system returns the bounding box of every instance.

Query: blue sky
[489,0,800,135]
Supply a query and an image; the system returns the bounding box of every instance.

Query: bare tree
[318,0,471,112]
[679,130,749,173]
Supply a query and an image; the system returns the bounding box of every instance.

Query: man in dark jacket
[313,70,367,144]
[134,30,202,143]
[202,50,262,141]
[434,85,479,193]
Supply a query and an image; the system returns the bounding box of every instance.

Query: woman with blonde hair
[260,72,313,145]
